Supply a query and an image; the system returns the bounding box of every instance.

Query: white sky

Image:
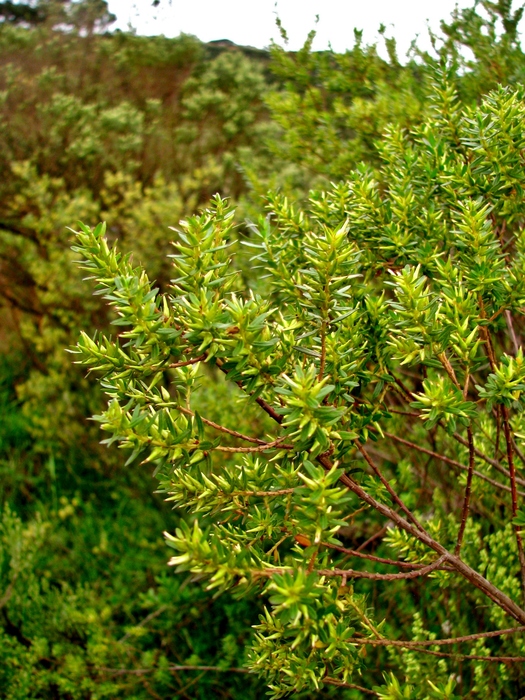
[106,0,481,58]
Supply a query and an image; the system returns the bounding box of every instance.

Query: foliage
[73,69,525,696]
[3,0,525,697]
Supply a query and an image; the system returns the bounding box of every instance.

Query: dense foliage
[3,0,525,697]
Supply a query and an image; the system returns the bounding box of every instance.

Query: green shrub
[73,70,525,697]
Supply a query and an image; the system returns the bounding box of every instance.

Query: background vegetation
[1,0,525,697]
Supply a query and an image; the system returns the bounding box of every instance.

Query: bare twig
[355,524,389,552]
[216,358,283,424]
[323,541,453,570]
[175,404,275,446]
[324,678,378,695]
[382,430,525,496]
[97,665,252,677]
[254,556,447,581]
[452,431,525,487]
[505,309,521,354]
[319,556,447,580]
[169,353,207,368]
[118,605,168,644]
[215,438,292,453]
[358,444,428,533]
[455,425,475,554]
[349,640,525,663]
[502,404,525,604]
[353,625,525,647]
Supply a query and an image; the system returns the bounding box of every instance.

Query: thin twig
[502,404,525,604]
[254,556,447,581]
[324,677,378,695]
[438,352,461,389]
[455,425,475,554]
[175,404,275,446]
[353,625,525,647]
[97,665,252,677]
[505,309,521,354]
[323,541,451,570]
[349,641,525,663]
[319,556,447,580]
[169,353,207,368]
[358,444,428,533]
[215,438,292,453]
[118,605,168,644]
[355,524,389,552]
[382,430,525,496]
[216,358,283,424]
[452,430,525,487]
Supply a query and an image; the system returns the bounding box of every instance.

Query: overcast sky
[105,0,484,58]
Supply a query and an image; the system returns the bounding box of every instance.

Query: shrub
[71,70,525,697]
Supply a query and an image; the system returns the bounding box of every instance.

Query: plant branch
[322,541,447,569]
[323,678,378,695]
[97,665,252,677]
[381,430,524,496]
[354,625,525,647]
[169,353,207,368]
[175,404,280,446]
[455,424,475,554]
[215,358,283,424]
[502,404,525,604]
[319,454,525,625]
[358,444,428,533]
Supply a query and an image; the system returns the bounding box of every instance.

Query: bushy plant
[72,70,525,697]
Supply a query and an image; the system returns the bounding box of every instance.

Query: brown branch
[321,459,525,625]
[358,444,428,533]
[323,541,450,570]
[355,524,389,552]
[452,430,525,487]
[255,556,447,581]
[502,404,525,604]
[97,665,252,677]
[393,376,415,400]
[511,436,525,471]
[349,637,525,662]
[382,430,524,496]
[319,556,447,580]
[215,358,283,424]
[215,438,292,453]
[169,353,207,368]
[438,352,461,389]
[353,625,525,647]
[505,309,521,354]
[175,404,278,446]
[212,358,525,625]
[248,488,298,497]
[324,678,378,695]
[455,424,475,554]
